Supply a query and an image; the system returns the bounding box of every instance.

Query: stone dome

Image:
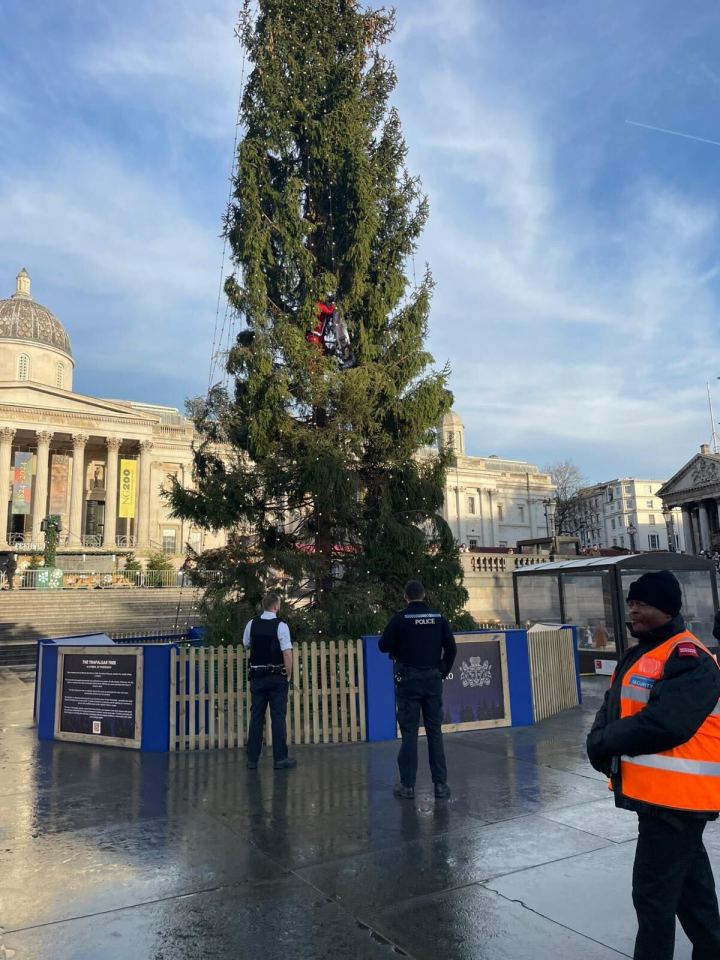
[441,409,464,428]
[438,409,465,455]
[0,269,72,358]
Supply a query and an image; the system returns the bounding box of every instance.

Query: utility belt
[248,664,287,679]
[394,663,442,683]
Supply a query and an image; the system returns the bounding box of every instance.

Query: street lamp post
[662,506,676,552]
[542,498,556,538]
[627,520,638,553]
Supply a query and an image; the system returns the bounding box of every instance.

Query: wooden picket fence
[527,626,580,723]
[169,639,366,751]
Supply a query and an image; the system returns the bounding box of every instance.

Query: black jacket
[379,601,457,677]
[586,615,720,818]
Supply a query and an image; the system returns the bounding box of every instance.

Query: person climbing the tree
[306,295,356,369]
[306,298,334,352]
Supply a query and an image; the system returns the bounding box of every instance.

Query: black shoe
[246,760,258,770]
[393,783,415,799]
[273,758,297,770]
[434,782,451,799]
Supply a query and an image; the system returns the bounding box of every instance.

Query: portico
[0,269,221,559]
[657,444,720,554]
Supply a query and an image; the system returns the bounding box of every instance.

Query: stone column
[31,430,53,543]
[0,427,16,546]
[699,502,712,552]
[103,437,122,548]
[485,489,496,546]
[681,507,694,554]
[691,509,702,556]
[68,433,89,546]
[454,485,462,542]
[136,440,153,547]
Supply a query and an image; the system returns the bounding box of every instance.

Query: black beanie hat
[627,570,682,616]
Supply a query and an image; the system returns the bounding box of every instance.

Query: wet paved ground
[1,669,717,959]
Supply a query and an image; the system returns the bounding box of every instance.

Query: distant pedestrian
[586,570,720,959]
[379,580,456,799]
[243,592,295,770]
[6,554,17,590]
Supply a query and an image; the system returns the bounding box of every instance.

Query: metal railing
[7,533,42,549]
[1,569,195,590]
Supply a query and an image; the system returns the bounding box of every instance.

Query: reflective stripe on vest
[618,630,720,812]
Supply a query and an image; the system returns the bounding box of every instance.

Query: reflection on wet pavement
[0,672,712,958]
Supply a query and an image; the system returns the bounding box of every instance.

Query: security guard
[243,592,296,770]
[379,580,457,799]
[586,570,720,959]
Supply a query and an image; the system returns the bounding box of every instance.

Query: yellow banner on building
[118,459,137,519]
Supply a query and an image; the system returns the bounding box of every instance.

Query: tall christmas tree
[170,0,471,642]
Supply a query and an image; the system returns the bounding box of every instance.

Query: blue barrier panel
[362,629,537,738]
[141,645,172,751]
[37,644,59,741]
[503,630,533,727]
[361,635,396,742]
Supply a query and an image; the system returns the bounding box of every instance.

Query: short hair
[404,580,425,601]
[262,591,280,611]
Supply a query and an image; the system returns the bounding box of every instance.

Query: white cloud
[0,142,225,385]
[389,0,720,478]
[80,0,241,140]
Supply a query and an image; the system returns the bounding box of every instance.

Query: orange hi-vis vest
[617,630,720,812]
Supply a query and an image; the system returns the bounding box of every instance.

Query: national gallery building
[0,269,222,559]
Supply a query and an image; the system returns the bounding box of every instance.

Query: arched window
[56,363,65,388]
[17,354,29,381]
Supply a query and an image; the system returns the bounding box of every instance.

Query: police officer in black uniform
[379,580,457,799]
[243,592,296,770]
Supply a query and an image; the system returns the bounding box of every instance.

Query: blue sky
[2,0,720,483]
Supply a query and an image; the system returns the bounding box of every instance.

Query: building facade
[574,478,684,553]
[0,269,222,559]
[436,411,555,548]
[657,444,720,555]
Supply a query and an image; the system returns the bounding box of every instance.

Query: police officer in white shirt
[243,592,296,769]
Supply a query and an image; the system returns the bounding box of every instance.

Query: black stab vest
[248,616,284,666]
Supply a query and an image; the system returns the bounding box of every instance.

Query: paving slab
[372,882,627,960]
[485,833,720,959]
[1,812,284,930]
[297,814,612,915]
[539,796,639,843]
[1,878,401,960]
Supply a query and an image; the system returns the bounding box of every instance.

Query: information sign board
[54,646,143,748]
[439,633,511,731]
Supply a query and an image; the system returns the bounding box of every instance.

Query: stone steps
[0,588,203,650]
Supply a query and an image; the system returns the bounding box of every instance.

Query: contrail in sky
[625,119,720,149]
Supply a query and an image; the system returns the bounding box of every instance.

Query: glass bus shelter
[513,553,718,673]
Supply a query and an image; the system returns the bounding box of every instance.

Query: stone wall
[459,554,554,624]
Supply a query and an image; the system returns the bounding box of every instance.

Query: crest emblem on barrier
[460,656,492,688]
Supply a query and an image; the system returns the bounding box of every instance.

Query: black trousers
[633,811,720,960]
[395,665,447,787]
[246,675,289,763]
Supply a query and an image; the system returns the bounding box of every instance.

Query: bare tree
[543,461,588,538]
